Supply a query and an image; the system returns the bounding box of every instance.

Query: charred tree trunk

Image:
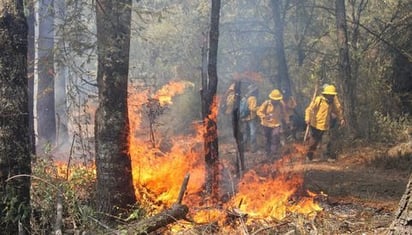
[389,173,412,234]
[233,81,245,177]
[0,2,32,233]
[201,32,208,96]
[202,0,221,201]
[335,0,356,133]
[37,0,56,147]
[27,0,36,155]
[270,0,292,96]
[95,0,136,218]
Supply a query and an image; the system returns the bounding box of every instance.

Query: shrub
[31,157,99,234]
[370,111,411,144]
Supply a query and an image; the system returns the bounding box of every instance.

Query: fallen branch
[251,221,290,235]
[127,173,190,234]
[127,203,189,234]
[176,173,190,204]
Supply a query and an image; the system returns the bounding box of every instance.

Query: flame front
[154,81,193,106]
[228,167,322,221]
[128,81,205,211]
[49,79,321,232]
[127,80,322,225]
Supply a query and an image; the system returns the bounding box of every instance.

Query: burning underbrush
[36,81,401,234]
[126,81,326,233]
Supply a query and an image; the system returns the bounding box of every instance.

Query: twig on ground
[88,216,120,235]
[251,221,290,235]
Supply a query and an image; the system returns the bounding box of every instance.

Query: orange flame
[127,80,322,224]
[201,96,219,144]
[54,162,96,180]
[227,167,322,220]
[128,81,205,211]
[53,79,322,231]
[153,81,193,106]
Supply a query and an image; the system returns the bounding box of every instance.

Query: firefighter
[304,84,345,161]
[257,89,288,159]
[241,84,259,152]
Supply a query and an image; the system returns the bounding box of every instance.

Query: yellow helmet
[269,89,283,100]
[322,85,337,95]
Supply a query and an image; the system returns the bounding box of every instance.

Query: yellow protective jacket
[224,92,235,114]
[242,96,258,121]
[257,100,287,128]
[305,95,344,131]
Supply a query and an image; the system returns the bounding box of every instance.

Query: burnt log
[127,204,189,234]
[127,174,190,234]
[389,173,412,234]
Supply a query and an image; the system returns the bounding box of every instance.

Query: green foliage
[41,142,53,154]
[370,112,411,144]
[30,158,100,234]
[1,188,30,230]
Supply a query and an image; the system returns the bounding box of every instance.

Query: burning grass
[30,81,405,234]
[126,82,325,233]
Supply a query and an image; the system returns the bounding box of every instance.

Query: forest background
[0,0,411,234]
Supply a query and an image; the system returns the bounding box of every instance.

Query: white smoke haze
[42,1,298,160]
[35,1,275,161]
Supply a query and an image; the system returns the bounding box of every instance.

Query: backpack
[239,97,250,118]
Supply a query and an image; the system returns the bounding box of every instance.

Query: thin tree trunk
[0,1,32,233]
[95,0,136,217]
[270,0,292,96]
[54,0,69,147]
[27,0,36,155]
[348,0,368,137]
[203,0,221,201]
[37,0,56,147]
[335,0,355,132]
[233,81,245,177]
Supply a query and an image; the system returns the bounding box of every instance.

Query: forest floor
[48,130,411,234]
[214,135,412,234]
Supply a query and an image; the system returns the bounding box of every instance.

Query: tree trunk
[335,0,356,133]
[348,0,368,137]
[233,81,245,177]
[270,0,292,97]
[54,0,69,148]
[0,2,32,233]
[95,0,136,217]
[36,0,56,147]
[27,0,36,155]
[202,0,221,201]
[389,173,412,234]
